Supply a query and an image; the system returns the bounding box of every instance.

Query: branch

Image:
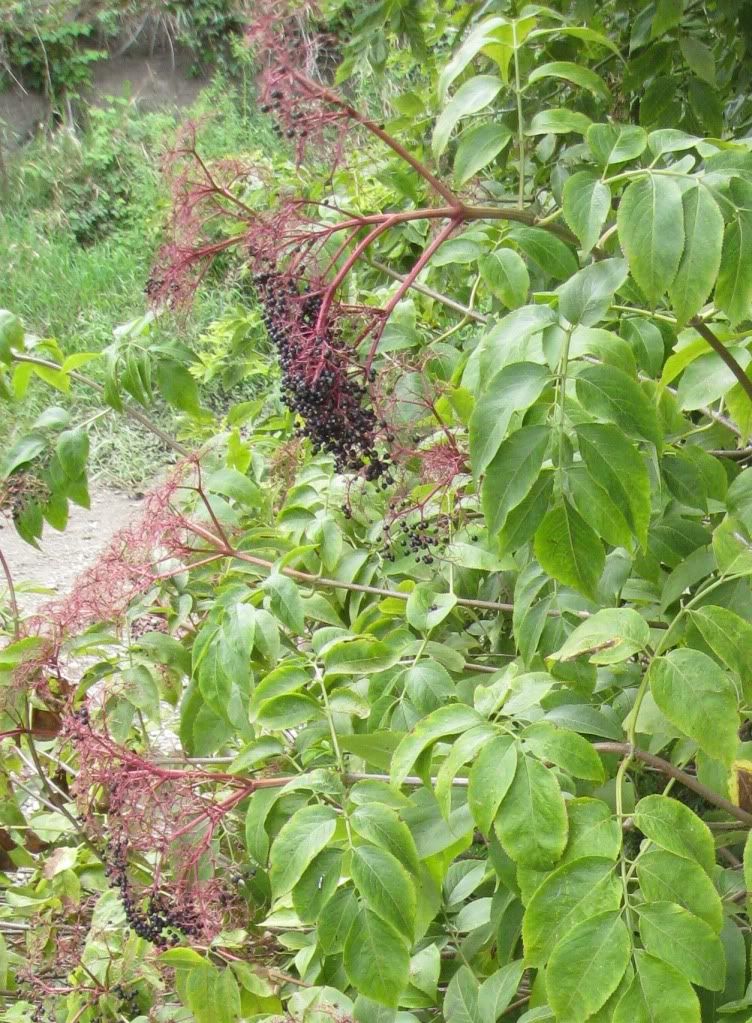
[595,742,752,826]
[364,217,460,371]
[692,319,752,406]
[286,68,463,208]
[0,546,19,639]
[183,518,668,627]
[11,354,191,458]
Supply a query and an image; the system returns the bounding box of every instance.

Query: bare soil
[0,487,143,611]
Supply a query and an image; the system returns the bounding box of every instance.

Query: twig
[692,319,752,405]
[595,742,752,825]
[0,546,20,638]
[11,354,191,458]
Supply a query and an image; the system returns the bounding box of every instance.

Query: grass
[0,73,277,487]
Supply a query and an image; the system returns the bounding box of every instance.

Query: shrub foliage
[4,3,752,1022]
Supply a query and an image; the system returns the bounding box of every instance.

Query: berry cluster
[260,88,309,142]
[254,270,392,477]
[103,838,197,948]
[112,985,141,1019]
[386,517,447,564]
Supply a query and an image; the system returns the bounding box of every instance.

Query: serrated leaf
[444,966,483,1023]
[576,424,651,546]
[587,123,647,167]
[268,805,338,898]
[433,76,502,158]
[547,911,631,1023]
[351,804,420,876]
[549,608,650,665]
[528,61,610,100]
[575,364,661,447]
[468,735,517,835]
[406,585,457,631]
[637,902,725,990]
[506,227,578,281]
[649,649,738,764]
[56,427,89,479]
[479,249,530,309]
[562,171,611,254]
[522,857,622,967]
[469,362,548,475]
[636,849,723,932]
[522,722,605,781]
[454,122,512,184]
[481,425,549,536]
[668,185,724,327]
[344,908,409,1007]
[391,705,484,788]
[633,795,715,875]
[613,951,701,1023]
[534,501,605,599]
[324,636,404,676]
[715,208,752,327]
[478,962,525,1022]
[494,753,568,869]
[352,845,417,940]
[558,258,628,327]
[528,108,592,135]
[262,573,305,633]
[617,174,685,306]
[690,605,752,697]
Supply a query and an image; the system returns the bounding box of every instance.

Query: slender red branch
[364,217,460,371]
[286,67,462,208]
[315,220,395,334]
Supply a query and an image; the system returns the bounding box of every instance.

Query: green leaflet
[637,902,725,990]
[617,174,685,306]
[648,649,739,765]
[493,753,568,869]
[343,908,410,1007]
[547,911,631,1023]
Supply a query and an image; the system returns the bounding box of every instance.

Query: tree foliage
[3,2,752,1022]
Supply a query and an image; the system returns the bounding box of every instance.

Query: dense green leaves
[9,4,752,1021]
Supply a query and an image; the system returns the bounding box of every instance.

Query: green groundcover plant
[4,2,752,1022]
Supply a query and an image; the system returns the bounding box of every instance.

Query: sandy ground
[0,487,143,611]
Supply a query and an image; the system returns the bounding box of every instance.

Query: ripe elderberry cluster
[253,270,392,477]
[386,517,447,564]
[103,838,197,948]
[260,88,308,142]
[112,985,141,1019]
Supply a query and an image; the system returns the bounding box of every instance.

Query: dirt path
[0,487,144,611]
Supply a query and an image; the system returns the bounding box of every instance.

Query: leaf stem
[512,23,526,209]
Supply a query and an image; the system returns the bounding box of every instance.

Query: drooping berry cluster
[254,270,392,476]
[103,837,197,948]
[112,985,141,1019]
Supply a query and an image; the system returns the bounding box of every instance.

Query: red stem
[364,217,460,372]
[315,220,395,335]
[286,68,462,208]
